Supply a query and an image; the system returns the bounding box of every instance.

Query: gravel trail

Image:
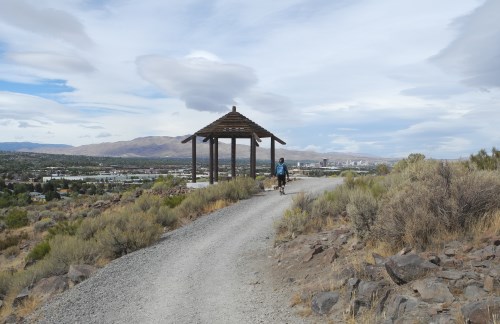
[29,177,342,324]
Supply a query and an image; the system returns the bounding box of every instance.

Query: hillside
[0,136,390,162]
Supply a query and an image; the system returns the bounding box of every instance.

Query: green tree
[469,147,499,170]
[5,208,29,228]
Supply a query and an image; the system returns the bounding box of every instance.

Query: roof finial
[232,106,236,112]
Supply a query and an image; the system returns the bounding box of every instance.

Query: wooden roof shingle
[182,106,285,144]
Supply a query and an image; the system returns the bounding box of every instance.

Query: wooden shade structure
[182,106,286,183]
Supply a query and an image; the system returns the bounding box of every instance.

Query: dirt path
[29,177,342,324]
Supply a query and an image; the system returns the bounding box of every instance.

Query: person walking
[275,157,290,195]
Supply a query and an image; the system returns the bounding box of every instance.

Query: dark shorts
[277,174,286,187]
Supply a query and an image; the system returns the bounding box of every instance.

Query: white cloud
[0,0,497,159]
[7,52,94,74]
[137,54,258,112]
[0,0,92,48]
[432,0,500,88]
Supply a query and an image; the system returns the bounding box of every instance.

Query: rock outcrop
[273,227,500,323]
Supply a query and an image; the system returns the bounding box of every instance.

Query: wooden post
[250,137,255,178]
[271,137,275,176]
[231,137,236,179]
[209,137,214,184]
[192,136,197,183]
[214,138,219,182]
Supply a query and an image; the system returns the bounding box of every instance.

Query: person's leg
[277,175,284,193]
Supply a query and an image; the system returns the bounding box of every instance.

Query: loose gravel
[27,177,342,324]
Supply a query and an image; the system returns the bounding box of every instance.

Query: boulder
[464,285,487,301]
[322,247,338,264]
[311,291,339,315]
[384,294,423,322]
[385,254,438,285]
[350,280,389,316]
[30,276,68,300]
[462,297,500,324]
[411,278,454,303]
[68,264,97,284]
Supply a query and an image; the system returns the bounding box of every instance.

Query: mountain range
[0,136,393,162]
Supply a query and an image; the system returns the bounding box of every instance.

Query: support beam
[209,137,214,184]
[191,136,197,183]
[231,137,236,179]
[271,137,276,176]
[214,138,219,182]
[250,137,256,179]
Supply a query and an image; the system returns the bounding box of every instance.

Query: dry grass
[202,199,232,214]
[471,210,500,243]
[15,295,43,318]
[289,292,302,307]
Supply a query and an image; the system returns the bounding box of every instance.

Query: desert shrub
[47,220,81,239]
[275,208,310,242]
[291,192,314,214]
[77,214,108,240]
[5,208,29,228]
[46,235,100,272]
[0,232,28,250]
[176,177,259,219]
[4,245,20,257]
[86,208,102,218]
[152,205,177,227]
[341,170,357,188]
[151,175,185,194]
[176,190,207,219]
[33,217,56,232]
[373,161,500,250]
[468,147,500,170]
[311,185,351,220]
[163,195,185,208]
[346,189,378,239]
[26,240,51,262]
[452,170,500,227]
[0,271,12,295]
[48,211,68,222]
[134,193,162,212]
[120,188,142,203]
[94,210,162,258]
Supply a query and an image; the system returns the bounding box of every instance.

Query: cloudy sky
[0,0,498,159]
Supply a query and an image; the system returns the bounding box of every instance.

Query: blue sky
[0,0,499,159]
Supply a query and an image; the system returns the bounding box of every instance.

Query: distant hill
[0,142,73,152]
[0,136,392,162]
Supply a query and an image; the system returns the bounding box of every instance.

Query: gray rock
[385,294,422,322]
[311,291,339,315]
[385,254,438,285]
[437,270,464,280]
[483,275,494,292]
[464,285,487,301]
[411,278,454,303]
[68,264,97,284]
[13,287,29,307]
[350,280,389,316]
[462,297,500,324]
[372,252,386,265]
[31,275,68,300]
[471,245,496,261]
[356,280,388,306]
